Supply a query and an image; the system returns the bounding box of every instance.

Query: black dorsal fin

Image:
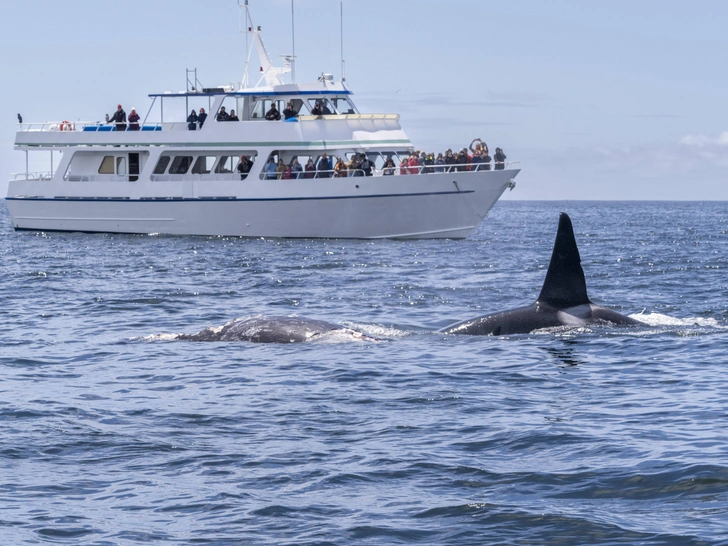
[536,213,591,308]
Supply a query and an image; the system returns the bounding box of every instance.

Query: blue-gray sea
[1,200,727,545]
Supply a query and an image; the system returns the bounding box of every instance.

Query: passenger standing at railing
[316,153,332,178]
[276,158,286,179]
[265,104,281,121]
[228,109,240,122]
[471,148,483,171]
[197,108,207,128]
[425,153,435,174]
[435,153,445,173]
[290,157,303,179]
[187,110,198,131]
[444,149,456,173]
[128,108,140,131]
[334,157,347,178]
[456,149,469,172]
[304,158,316,178]
[418,152,426,174]
[494,147,506,170]
[408,153,419,175]
[346,155,359,176]
[106,104,127,131]
[399,157,409,175]
[311,101,324,116]
[470,138,488,156]
[216,107,230,122]
[237,155,251,179]
[482,149,492,171]
[265,157,278,180]
[360,154,373,177]
[383,158,396,176]
[283,101,298,121]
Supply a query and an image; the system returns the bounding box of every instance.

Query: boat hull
[6,170,518,239]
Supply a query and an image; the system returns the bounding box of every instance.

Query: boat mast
[340,2,346,82]
[291,0,296,83]
[240,0,253,89]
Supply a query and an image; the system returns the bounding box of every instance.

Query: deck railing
[10,161,520,184]
[257,162,521,180]
[15,121,186,133]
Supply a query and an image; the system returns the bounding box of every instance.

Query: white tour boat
[6,3,519,239]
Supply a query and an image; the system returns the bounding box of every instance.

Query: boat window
[331,97,357,114]
[289,98,307,115]
[215,156,235,173]
[215,96,240,121]
[251,99,286,120]
[250,100,264,119]
[169,156,193,175]
[116,157,127,176]
[308,98,334,115]
[98,156,115,174]
[153,155,171,175]
[192,156,216,174]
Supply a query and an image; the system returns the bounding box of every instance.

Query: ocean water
[1,200,727,545]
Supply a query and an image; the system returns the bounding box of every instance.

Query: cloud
[679,131,728,147]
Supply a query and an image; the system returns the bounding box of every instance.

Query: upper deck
[14,80,411,151]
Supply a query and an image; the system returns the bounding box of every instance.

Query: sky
[2,0,727,200]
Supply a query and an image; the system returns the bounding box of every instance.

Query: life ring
[59,120,72,131]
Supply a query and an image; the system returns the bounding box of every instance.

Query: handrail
[256,161,520,180]
[15,121,185,132]
[11,171,53,181]
[16,112,403,132]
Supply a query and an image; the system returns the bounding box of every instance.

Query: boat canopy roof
[149,81,352,99]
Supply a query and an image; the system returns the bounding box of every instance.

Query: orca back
[536,213,591,308]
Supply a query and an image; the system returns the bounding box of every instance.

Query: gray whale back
[179,316,347,343]
[442,213,645,336]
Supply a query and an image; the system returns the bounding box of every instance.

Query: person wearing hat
[107,104,127,131]
[310,100,324,116]
[128,107,140,131]
[187,110,198,131]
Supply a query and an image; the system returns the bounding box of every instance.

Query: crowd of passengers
[246,139,507,180]
[187,99,331,129]
[392,139,507,173]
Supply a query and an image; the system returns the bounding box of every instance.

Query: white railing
[16,121,186,133]
[11,171,53,181]
[256,161,521,180]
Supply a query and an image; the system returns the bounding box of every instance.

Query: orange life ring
[59,120,72,131]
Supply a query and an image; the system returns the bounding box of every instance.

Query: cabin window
[191,156,216,174]
[331,97,357,114]
[98,156,115,174]
[116,157,127,176]
[153,156,171,174]
[307,98,334,114]
[288,98,306,115]
[169,156,193,175]
[215,156,235,173]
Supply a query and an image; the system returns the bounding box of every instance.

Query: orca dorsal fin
[536,213,591,308]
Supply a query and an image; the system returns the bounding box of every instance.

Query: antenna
[291,0,296,82]
[239,0,253,89]
[340,2,346,82]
